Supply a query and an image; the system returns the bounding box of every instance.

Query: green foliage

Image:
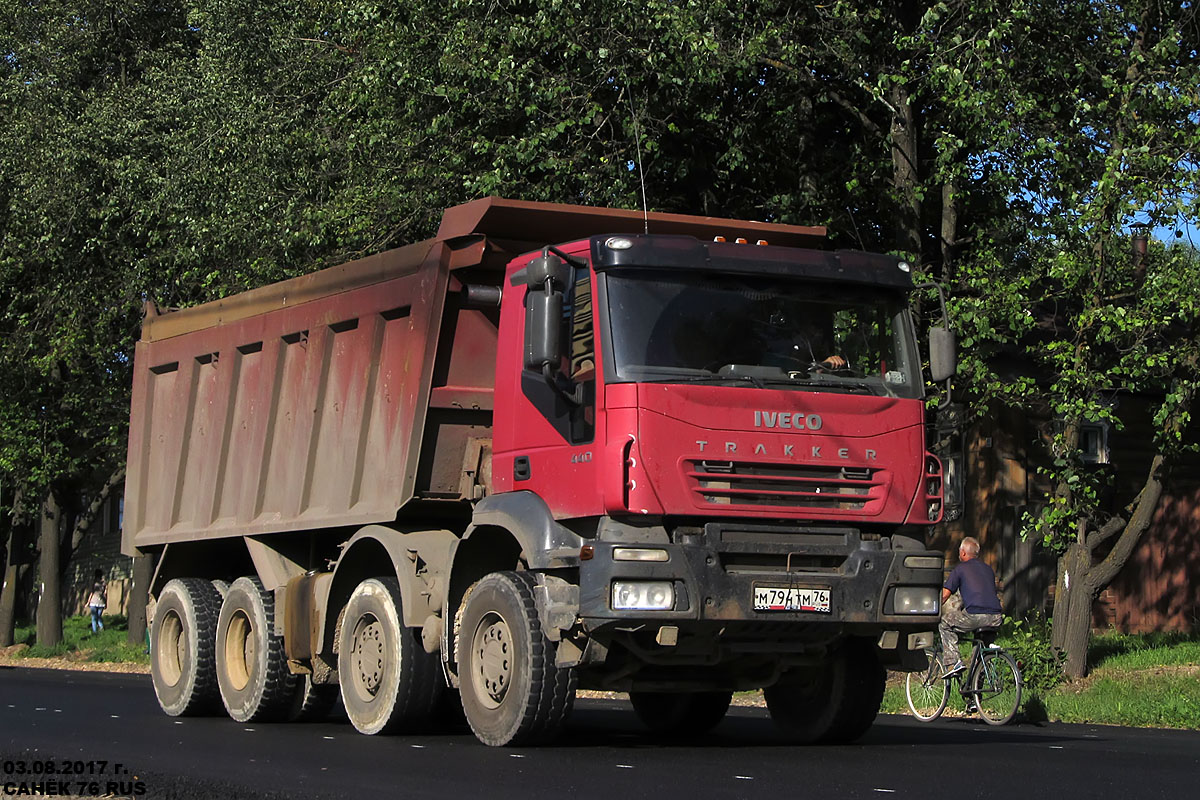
[1000,615,1065,694]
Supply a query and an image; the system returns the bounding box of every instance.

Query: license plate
[753,586,831,613]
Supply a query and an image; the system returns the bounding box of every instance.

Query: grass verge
[883,630,1200,729]
[10,613,150,665]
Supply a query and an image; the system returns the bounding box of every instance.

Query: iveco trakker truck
[123,197,951,746]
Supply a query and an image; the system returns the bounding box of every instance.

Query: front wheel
[905,652,950,722]
[458,571,576,746]
[765,641,882,744]
[973,650,1022,726]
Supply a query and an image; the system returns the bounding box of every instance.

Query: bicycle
[905,629,1023,726]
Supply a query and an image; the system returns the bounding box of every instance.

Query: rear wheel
[338,577,442,735]
[151,578,222,717]
[289,674,341,722]
[458,571,576,746]
[215,577,298,723]
[973,650,1022,726]
[629,691,732,737]
[905,651,950,722]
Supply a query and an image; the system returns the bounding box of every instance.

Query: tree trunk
[940,177,959,284]
[888,82,922,259]
[35,493,63,649]
[126,553,153,648]
[1051,456,1166,679]
[0,526,24,647]
[1058,542,1094,678]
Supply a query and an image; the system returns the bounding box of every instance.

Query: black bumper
[578,522,942,635]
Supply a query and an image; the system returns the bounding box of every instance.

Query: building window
[1080,423,1110,464]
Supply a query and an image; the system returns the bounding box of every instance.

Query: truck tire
[764,649,853,744]
[215,576,298,723]
[151,578,222,717]
[337,577,442,735]
[289,675,341,722]
[629,691,732,737]
[826,639,885,743]
[458,571,577,746]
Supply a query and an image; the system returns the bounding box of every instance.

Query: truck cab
[457,231,946,741]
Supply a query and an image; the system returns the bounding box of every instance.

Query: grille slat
[688,460,886,512]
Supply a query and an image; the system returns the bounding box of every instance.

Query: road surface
[2,666,1196,799]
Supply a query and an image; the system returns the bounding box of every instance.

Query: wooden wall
[943,396,1199,633]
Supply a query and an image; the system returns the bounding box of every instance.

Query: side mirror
[929,326,957,383]
[525,253,572,291]
[524,289,564,371]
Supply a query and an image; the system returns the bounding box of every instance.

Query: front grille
[686,460,885,512]
[719,552,847,574]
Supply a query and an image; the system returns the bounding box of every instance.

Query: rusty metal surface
[437,196,827,249]
[123,241,453,554]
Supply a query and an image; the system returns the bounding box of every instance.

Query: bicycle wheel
[972,650,1021,725]
[905,651,949,722]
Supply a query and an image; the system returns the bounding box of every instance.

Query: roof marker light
[735,237,748,244]
[898,261,912,273]
[713,236,726,242]
[606,236,634,250]
[756,239,769,246]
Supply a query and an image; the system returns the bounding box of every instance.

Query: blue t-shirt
[944,558,1002,614]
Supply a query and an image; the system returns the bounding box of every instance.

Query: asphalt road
[2,666,1196,800]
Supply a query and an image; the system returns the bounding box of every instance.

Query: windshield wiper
[658,373,767,389]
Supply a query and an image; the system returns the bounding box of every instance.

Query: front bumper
[578,520,941,641]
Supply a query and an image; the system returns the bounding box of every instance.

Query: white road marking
[874,790,897,794]
[1050,746,1064,750]
[616,765,634,769]
[244,728,255,732]
[35,707,46,711]
[410,744,425,748]
[110,715,119,719]
[735,776,754,781]
[510,754,525,759]
[323,736,335,740]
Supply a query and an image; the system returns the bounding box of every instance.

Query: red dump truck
[123,197,953,746]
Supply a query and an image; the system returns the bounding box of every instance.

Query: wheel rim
[471,611,512,710]
[157,610,184,687]
[224,610,253,691]
[975,653,1020,724]
[348,613,387,703]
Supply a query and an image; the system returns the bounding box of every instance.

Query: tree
[937,0,1200,677]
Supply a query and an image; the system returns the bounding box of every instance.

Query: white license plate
[753,586,831,613]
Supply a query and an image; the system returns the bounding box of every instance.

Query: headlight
[611,581,674,611]
[892,587,939,614]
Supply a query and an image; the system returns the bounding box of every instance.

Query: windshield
[604,269,922,398]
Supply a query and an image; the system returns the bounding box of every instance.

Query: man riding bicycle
[939,536,1003,678]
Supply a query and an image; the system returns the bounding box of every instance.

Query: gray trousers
[939,594,1002,669]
